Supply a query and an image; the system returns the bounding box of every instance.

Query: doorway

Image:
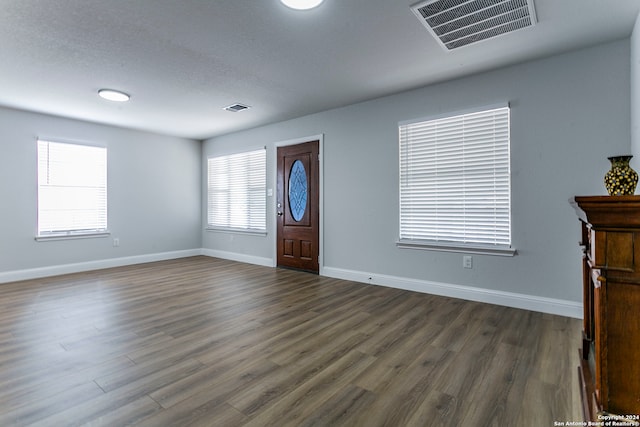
[276,140,320,273]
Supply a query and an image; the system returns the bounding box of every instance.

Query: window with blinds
[207,148,266,232]
[37,139,108,237]
[398,105,514,255]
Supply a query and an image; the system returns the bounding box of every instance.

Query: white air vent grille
[223,103,251,112]
[411,0,537,50]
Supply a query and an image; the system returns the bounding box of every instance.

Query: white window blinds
[207,148,266,232]
[399,106,511,250]
[37,140,108,236]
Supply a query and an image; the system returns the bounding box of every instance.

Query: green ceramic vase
[604,155,638,196]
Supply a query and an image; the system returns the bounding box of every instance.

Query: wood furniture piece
[571,196,640,421]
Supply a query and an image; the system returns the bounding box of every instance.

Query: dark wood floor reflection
[0,256,582,426]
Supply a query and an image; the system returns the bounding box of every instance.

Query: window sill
[35,231,111,242]
[396,239,517,257]
[205,227,267,237]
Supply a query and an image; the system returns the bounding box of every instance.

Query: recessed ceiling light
[98,89,130,102]
[280,0,324,10]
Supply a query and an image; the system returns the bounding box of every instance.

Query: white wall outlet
[113,238,120,247]
[463,255,473,269]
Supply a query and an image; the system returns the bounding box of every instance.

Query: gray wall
[0,107,201,273]
[632,12,640,160]
[203,39,630,304]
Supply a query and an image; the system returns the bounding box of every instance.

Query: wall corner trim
[322,266,582,319]
[200,249,273,267]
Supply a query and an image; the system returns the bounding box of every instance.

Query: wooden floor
[0,256,582,426]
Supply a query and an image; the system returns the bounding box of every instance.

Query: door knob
[277,211,283,216]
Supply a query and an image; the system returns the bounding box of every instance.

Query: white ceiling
[1,0,639,140]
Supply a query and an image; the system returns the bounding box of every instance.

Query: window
[207,148,266,232]
[398,105,514,255]
[37,139,108,238]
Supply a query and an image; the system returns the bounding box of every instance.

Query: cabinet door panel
[606,282,640,414]
[606,232,634,271]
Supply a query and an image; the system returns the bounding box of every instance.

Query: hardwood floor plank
[93,357,206,394]
[148,356,281,410]
[228,332,371,417]
[403,389,459,427]
[266,310,371,366]
[295,384,377,427]
[429,301,486,351]
[180,403,248,427]
[0,256,582,426]
[0,381,104,426]
[29,393,162,427]
[138,359,280,425]
[457,342,529,426]
[429,322,501,399]
[351,344,456,427]
[0,356,135,412]
[240,350,377,427]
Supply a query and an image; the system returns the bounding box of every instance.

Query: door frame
[272,134,324,274]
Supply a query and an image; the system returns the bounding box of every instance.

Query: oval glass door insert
[288,160,308,222]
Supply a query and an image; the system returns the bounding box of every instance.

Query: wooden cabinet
[571,196,640,421]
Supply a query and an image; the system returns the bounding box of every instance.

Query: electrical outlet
[463,255,473,269]
[113,238,120,247]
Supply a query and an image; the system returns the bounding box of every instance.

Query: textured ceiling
[0,0,638,140]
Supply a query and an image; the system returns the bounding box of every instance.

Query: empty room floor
[0,256,582,426]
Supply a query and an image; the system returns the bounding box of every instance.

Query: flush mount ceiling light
[280,0,324,10]
[98,89,130,102]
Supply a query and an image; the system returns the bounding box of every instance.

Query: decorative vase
[604,155,638,196]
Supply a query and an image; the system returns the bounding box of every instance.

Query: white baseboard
[0,249,202,284]
[200,249,273,268]
[323,266,582,319]
[0,250,582,319]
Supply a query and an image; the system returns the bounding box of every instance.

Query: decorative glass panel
[288,160,307,222]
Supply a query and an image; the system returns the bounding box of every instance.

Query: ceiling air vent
[411,0,537,51]
[223,103,251,112]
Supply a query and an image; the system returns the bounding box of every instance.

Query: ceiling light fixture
[280,0,324,10]
[98,89,130,102]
